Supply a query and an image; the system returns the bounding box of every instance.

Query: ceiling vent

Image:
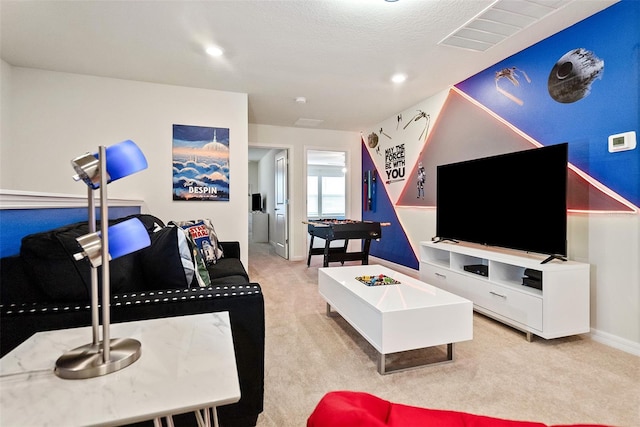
[438,0,570,52]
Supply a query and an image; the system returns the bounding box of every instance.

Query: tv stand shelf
[419,241,590,341]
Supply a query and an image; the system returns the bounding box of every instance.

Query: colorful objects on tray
[355,274,400,287]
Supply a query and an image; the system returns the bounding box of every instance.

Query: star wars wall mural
[361,1,639,269]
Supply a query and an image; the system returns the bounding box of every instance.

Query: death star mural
[548,48,604,103]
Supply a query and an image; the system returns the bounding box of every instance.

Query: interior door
[274,149,289,259]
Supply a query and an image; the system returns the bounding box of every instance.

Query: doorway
[248,146,289,259]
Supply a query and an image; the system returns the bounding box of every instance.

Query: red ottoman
[307,391,612,427]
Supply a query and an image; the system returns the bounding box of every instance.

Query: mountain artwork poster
[172,124,230,201]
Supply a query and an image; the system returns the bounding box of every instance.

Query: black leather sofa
[0,215,265,427]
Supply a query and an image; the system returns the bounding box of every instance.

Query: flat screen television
[436,143,567,262]
[251,193,262,212]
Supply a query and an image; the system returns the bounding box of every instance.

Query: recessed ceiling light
[205,46,224,57]
[295,96,307,104]
[391,73,407,83]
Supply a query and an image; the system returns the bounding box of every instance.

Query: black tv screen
[436,143,568,257]
[251,193,262,212]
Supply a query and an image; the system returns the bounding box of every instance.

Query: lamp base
[54,338,141,379]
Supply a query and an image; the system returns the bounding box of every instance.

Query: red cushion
[307,391,391,427]
[387,404,547,427]
[307,391,612,427]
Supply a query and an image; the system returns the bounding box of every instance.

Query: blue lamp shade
[74,218,151,267]
[72,140,148,189]
[107,218,151,260]
[103,140,148,184]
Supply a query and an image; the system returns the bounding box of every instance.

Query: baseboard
[590,328,640,356]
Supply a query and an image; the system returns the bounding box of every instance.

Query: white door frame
[274,149,289,259]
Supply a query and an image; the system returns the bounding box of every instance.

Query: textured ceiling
[0,0,617,132]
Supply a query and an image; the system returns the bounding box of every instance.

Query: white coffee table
[0,312,240,426]
[319,265,473,374]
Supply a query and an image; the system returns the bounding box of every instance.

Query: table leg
[377,353,387,375]
[153,415,175,427]
[194,407,218,427]
[307,235,314,267]
[326,303,340,318]
[341,239,349,265]
[362,238,372,265]
[323,239,331,267]
[377,343,455,375]
[155,407,217,427]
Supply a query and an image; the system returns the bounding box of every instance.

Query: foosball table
[304,219,385,268]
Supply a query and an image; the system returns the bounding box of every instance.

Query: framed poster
[172,124,230,201]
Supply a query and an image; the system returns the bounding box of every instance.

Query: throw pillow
[171,219,224,264]
[20,218,146,302]
[179,229,211,287]
[138,225,195,289]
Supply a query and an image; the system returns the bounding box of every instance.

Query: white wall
[0,61,11,154]
[0,64,249,267]
[249,124,361,261]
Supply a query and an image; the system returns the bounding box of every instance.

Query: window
[307,150,346,219]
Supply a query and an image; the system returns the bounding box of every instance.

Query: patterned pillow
[179,229,211,287]
[172,219,224,265]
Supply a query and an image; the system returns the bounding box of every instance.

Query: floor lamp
[55,140,149,380]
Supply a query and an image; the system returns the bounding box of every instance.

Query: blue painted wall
[362,142,419,269]
[0,206,140,257]
[456,1,639,206]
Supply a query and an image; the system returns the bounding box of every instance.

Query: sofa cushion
[207,257,249,282]
[209,275,251,286]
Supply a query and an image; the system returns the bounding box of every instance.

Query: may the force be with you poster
[172,124,230,201]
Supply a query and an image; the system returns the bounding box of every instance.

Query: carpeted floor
[247,242,640,427]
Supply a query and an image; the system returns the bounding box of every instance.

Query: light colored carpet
[247,242,640,427]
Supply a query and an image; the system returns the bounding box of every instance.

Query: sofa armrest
[220,241,241,259]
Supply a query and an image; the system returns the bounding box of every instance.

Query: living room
[1,1,638,426]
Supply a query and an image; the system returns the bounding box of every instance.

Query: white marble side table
[0,312,240,426]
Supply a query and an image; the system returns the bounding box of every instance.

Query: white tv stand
[419,241,590,341]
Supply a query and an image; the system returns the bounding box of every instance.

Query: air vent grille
[439,0,570,52]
